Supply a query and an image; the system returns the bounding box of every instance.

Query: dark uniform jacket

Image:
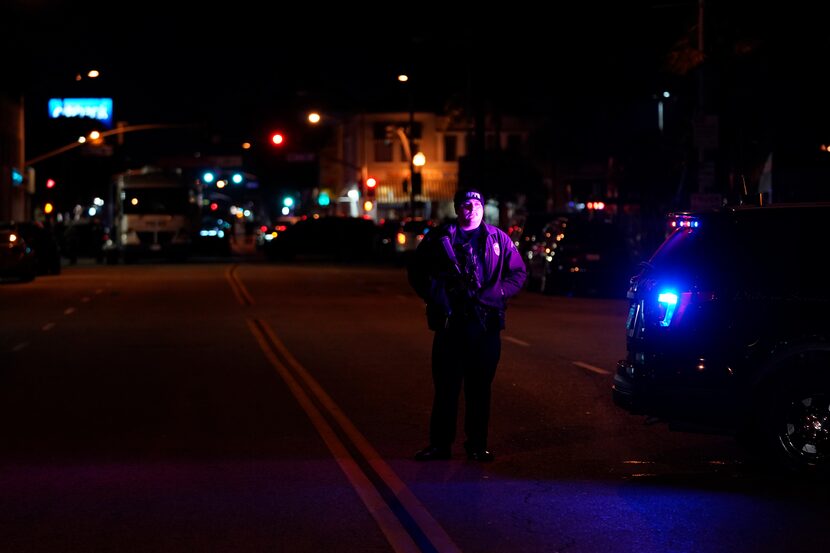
[408,221,527,331]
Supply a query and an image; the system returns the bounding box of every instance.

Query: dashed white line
[503,335,530,347]
[573,361,611,375]
[42,322,56,331]
[64,307,76,315]
[11,342,29,352]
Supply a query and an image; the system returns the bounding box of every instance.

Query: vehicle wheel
[753,357,830,478]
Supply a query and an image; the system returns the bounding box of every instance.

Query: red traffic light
[365,177,377,200]
[46,178,56,189]
[271,132,285,146]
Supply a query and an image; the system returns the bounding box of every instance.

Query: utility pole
[697,0,705,192]
[406,78,417,218]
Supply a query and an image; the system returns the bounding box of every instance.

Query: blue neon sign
[48,98,113,127]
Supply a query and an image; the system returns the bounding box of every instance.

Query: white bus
[105,167,200,263]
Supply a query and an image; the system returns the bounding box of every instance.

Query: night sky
[5,1,830,189]
[5,2,691,148]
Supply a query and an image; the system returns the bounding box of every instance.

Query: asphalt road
[1,260,828,552]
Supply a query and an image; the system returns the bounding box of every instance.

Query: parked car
[512,212,556,264]
[256,217,298,250]
[392,218,436,260]
[523,215,632,297]
[1,220,61,276]
[375,219,403,262]
[263,216,379,262]
[61,219,106,264]
[0,224,37,282]
[194,215,232,256]
[612,203,830,478]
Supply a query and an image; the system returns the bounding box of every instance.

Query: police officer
[407,188,527,461]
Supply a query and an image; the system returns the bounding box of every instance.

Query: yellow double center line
[229,266,460,553]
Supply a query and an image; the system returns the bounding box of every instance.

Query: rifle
[440,236,477,297]
[439,236,488,328]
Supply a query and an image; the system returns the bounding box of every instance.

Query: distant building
[319,111,534,224]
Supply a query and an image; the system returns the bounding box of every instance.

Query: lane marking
[503,335,529,347]
[248,318,461,553]
[11,342,29,352]
[247,320,427,553]
[573,361,611,375]
[226,265,255,306]
[63,307,76,316]
[42,322,56,331]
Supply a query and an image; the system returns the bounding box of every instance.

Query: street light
[304,110,365,216]
[397,73,420,217]
[388,124,425,217]
[24,123,197,166]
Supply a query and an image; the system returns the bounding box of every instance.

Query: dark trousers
[429,316,501,451]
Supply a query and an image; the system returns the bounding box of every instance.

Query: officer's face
[457,199,483,230]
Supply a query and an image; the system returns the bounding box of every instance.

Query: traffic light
[46,178,56,189]
[365,177,377,200]
[271,132,285,146]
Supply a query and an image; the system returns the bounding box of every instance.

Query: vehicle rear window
[646,224,733,288]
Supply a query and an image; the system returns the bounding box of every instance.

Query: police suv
[612,203,830,477]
